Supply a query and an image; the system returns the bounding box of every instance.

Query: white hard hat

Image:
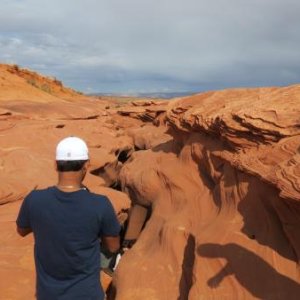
[56,136,89,161]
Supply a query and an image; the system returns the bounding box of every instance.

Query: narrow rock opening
[116,149,131,163]
[90,166,105,177]
[109,181,122,191]
[88,146,152,251]
[55,124,65,128]
[134,145,142,151]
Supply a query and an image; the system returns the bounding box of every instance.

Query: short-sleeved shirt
[16,186,120,300]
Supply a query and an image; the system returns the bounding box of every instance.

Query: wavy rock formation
[1,64,300,299]
[115,86,300,299]
[117,100,168,123]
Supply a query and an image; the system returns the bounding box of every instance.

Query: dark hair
[56,160,87,172]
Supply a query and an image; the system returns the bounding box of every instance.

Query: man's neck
[57,172,84,192]
[56,184,85,192]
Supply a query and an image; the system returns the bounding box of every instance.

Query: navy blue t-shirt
[16,186,120,300]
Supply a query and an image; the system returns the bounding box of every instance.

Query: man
[16,136,120,300]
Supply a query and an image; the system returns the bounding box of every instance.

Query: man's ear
[83,160,90,170]
[54,160,58,171]
[81,160,90,174]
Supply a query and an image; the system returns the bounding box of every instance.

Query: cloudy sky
[1,0,300,94]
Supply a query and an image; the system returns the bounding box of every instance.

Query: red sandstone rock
[117,101,168,123]
[126,124,172,150]
[115,85,300,299]
[1,65,300,299]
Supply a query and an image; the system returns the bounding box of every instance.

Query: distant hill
[0,63,86,103]
[91,91,197,99]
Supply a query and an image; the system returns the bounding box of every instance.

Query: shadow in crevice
[151,138,182,155]
[115,148,132,164]
[198,243,300,300]
[106,283,116,300]
[238,177,298,263]
[178,234,196,300]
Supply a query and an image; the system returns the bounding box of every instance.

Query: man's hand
[101,236,120,253]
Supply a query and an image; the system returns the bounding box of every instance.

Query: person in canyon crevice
[16,136,121,300]
[122,203,150,249]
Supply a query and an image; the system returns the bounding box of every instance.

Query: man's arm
[16,226,32,237]
[16,194,32,237]
[207,262,233,288]
[99,196,122,252]
[101,235,120,253]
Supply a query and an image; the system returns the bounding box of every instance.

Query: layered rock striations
[1,64,300,299]
[115,85,300,299]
